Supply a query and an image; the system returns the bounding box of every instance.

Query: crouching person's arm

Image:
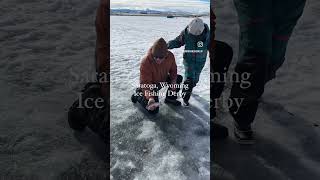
[140,59,156,107]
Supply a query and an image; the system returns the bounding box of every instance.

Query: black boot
[131,88,141,103]
[148,107,159,114]
[131,94,137,103]
[212,122,229,139]
[182,78,194,106]
[68,82,105,131]
[234,122,254,145]
[182,89,192,106]
[86,106,108,143]
[165,98,181,106]
[165,88,181,106]
[68,99,88,131]
[164,75,183,106]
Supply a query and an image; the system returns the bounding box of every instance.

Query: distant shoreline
[110,14,209,18]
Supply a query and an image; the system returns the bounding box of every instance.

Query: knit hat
[188,18,205,36]
[151,38,168,58]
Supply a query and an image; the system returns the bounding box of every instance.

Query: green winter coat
[168,24,210,85]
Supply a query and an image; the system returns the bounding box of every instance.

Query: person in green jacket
[167,18,210,106]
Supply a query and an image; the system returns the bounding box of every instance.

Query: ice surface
[110,16,210,180]
[1,0,319,179]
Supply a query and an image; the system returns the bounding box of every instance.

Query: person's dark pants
[165,75,183,101]
[181,78,195,103]
[83,83,108,144]
[210,41,233,119]
[136,74,183,114]
[230,0,306,128]
[86,105,108,143]
[67,82,108,144]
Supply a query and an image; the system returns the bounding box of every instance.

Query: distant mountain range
[111,8,209,17]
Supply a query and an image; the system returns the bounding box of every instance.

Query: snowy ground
[213,0,320,179]
[0,0,108,179]
[1,0,319,179]
[110,16,210,180]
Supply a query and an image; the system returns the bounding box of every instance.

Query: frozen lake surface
[110,16,211,180]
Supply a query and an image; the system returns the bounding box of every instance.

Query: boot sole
[234,133,255,145]
[146,103,160,110]
[164,99,181,106]
[235,138,255,145]
[131,94,138,103]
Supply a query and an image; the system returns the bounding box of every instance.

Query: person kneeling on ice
[131,38,183,114]
[68,0,108,144]
[210,8,232,140]
[167,18,210,106]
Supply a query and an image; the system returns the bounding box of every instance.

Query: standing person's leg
[182,78,194,106]
[230,0,272,144]
[210,41,233,118]
[182,60,196,106]
[182,58,206,106]
[210,41,233,139]
[165,74,183,106]
[269,0,306,81]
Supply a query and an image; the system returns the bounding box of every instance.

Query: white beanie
[188,18,205,36]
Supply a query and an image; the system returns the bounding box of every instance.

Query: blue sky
[110,0,210,14]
